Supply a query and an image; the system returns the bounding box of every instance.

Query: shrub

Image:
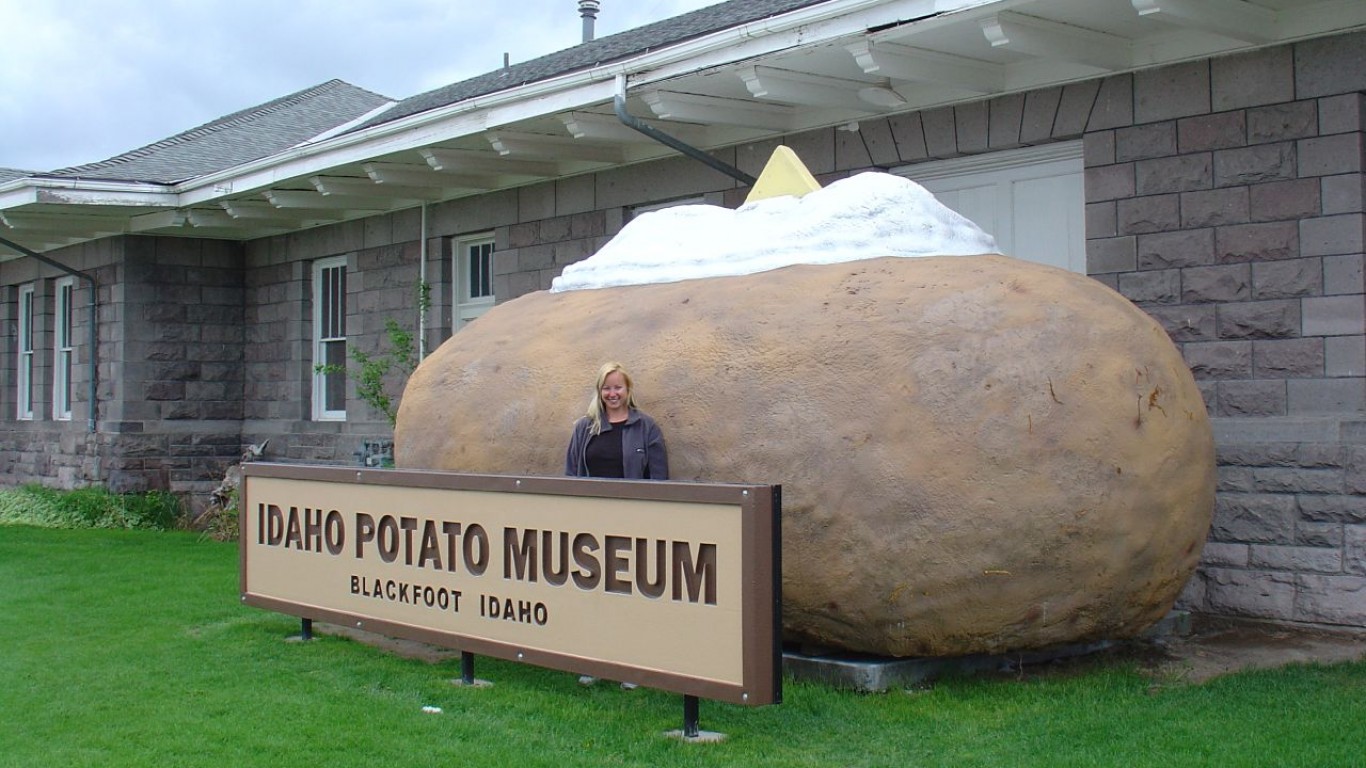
[198,487,240,543]
[0,485,184,530]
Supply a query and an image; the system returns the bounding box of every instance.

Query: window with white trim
[454,235,495,331]
[312,257,347,421]
[16,283,34,421]
[53,277,74,421]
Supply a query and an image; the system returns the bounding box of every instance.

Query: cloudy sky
[0,0,721,173]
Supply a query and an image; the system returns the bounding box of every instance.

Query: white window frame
[897,142,1085,273]
[16,283,34,421]
[312,256,348,421]
[53,277,74,421]
[453,234,495,331]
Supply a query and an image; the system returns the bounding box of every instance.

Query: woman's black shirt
[583,423,625,478]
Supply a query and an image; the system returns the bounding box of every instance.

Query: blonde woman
[564,362,669,480]
[564,362,668,689]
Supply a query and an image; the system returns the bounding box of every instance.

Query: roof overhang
[3,0,1363,258]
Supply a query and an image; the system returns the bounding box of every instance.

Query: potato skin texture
[397,256,1215,656]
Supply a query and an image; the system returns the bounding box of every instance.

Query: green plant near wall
[316,281,430,426]
[200,486,240,542]
[0,484,184,530]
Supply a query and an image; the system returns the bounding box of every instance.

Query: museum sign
[240,463,781,706]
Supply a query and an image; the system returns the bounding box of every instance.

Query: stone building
[1,0,1363,629]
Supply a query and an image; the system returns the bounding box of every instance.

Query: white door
[898,142,1085,273]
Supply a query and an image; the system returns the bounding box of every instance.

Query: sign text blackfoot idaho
[240,464,781,706]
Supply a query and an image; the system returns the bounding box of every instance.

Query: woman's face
[600,371,629,413]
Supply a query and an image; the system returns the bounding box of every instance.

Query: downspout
[612,74,756,187]
[418,204,428,360]
[0,234,99,434]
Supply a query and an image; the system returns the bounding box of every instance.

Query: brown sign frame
[240,463,781,706]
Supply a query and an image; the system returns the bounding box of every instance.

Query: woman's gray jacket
[565,409,669,479]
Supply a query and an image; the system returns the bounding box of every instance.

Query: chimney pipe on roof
[579,0,600,43]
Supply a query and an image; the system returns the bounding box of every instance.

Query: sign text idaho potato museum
[240,463,780,706]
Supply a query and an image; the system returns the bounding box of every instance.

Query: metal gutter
[0,177,177,210]
[0,234,99,434]
[612,74,755,187]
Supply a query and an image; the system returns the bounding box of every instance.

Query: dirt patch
[1137,615,1366,683]
[316,623,461,664]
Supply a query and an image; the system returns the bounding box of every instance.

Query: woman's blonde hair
[584,361,636,435]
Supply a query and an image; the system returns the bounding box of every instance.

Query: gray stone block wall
[241,214,424,468]
[1189,425,1366,627]
[0,234,252,500]
[0,242,118,491]
[1076,34,1365,625]
[1083,37,1366,423]
[98,236,247,497]
[495,209,613,299]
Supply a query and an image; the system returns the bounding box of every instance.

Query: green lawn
[1,525,1362,767]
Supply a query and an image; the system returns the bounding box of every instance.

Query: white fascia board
[21,179,176,208]
[177,0,1000,207]
[0,182,40,210]
[1,177,176,212]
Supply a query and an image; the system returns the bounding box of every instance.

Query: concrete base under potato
[311,613,1192,694]
[784,611,1193,692]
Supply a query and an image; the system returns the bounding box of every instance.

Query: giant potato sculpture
[395,252,1215,657]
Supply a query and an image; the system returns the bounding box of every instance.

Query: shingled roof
[19,1,827,187]
[353,0,830,132]
[0,168,34,184]
[45,79,391,185]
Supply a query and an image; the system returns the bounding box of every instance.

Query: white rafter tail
[738,65,893,112]
[846,40,1005,95]
[263,190,399,210]
[557,111,711,146]
[310,175,446,201]
[640,90,796,132]
[485,131,625,164]
[1130,0,1277,43]
[128,210,189,232]
[981,12,1133,71]
[418,147,560,177]
[219,200,328,226]
[362,162,499,190]
[185,209,239,228]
